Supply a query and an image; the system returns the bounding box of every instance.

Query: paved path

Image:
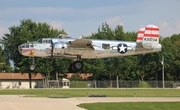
[1,95,180,110]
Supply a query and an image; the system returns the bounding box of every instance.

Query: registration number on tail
[144,38,157,41]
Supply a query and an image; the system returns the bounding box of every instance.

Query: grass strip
[78,102,180,110]
[0,88,180,97]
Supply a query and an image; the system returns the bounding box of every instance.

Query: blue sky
[0,0,180,39]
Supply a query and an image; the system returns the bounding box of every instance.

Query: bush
[138,81,150,88]
[70,81,87,88]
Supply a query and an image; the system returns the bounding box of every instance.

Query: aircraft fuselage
[18,38,161,59]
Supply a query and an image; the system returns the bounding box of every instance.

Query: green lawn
[0,88,180,97]
[78,102,180,110]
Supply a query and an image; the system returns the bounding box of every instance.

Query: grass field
[78,102,180,110]
[0,88,180,97]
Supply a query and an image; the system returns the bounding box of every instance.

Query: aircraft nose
[18,45,22,53]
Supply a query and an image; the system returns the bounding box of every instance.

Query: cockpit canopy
[57,34,71,39]
[37,38,51,43]
[19,42,34,48]
[57,34,67,38]
[37,34,71,44]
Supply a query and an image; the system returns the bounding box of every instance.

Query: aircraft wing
[69,39,94,49]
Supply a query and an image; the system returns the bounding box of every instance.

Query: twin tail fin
[136,24,160,49]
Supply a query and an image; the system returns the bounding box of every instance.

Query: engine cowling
[53,42,68,55]
[53,42,68,49]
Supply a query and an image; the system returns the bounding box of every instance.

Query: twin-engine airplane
[18,24,162,72]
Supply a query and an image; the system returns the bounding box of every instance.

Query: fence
[37,80,180,88]
[71,80,180,88]
[35,79,70,88]
[1,80,180,89]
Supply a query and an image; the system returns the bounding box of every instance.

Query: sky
[0,0,180,39]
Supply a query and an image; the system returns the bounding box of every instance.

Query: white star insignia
[119,44,127,52]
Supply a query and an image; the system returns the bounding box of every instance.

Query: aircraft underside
[21,47,161,73]
[26,47,161,59]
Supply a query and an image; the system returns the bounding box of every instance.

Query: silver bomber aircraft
[18,24,162,72]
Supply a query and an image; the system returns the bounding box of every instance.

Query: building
[0,73,43,89]
[0,73,92,89]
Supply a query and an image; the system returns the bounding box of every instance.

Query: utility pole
[0,63,4,73]
[161,55,165,88]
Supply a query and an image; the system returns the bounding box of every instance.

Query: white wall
[0,80,40,89]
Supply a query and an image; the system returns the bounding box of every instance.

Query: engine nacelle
[53,42,68,49]
[53,42,68,55]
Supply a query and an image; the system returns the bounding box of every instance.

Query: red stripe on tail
[138,31,144,34]
[144,34,159,38]
[136,37,143,40]
[145,27,159,31]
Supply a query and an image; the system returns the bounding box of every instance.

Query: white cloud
[50,21,63,29]
[0,25,8,39]
[176,20,180,31]
[158,20,180,37]
[160,21,168,28]
[106,16,124,26]
[105,16,125,30]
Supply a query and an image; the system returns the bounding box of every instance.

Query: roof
[0,73,92,80]
[66,73,92,79]
[0,73,43,80]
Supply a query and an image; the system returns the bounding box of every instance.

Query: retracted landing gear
[69,55,83,73]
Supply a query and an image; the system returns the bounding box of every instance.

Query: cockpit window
[42,39,51,43]
[20,43,33,48]
[21,44,25,48]
[30,43,33,47]
[37,38,51,43]
[26,44,29,48]
[102,43,110,49]
[48,40,51,43]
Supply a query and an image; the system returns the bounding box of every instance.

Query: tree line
[1,19,180,84]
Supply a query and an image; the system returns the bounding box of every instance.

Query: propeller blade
[51,39,54,61]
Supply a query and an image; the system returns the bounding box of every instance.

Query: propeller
[50,39,54,61]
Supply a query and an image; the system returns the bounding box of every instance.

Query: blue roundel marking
[117,43,128,54]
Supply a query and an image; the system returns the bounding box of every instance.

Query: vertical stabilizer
[142,25,160,49]
[136,28,145,47]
